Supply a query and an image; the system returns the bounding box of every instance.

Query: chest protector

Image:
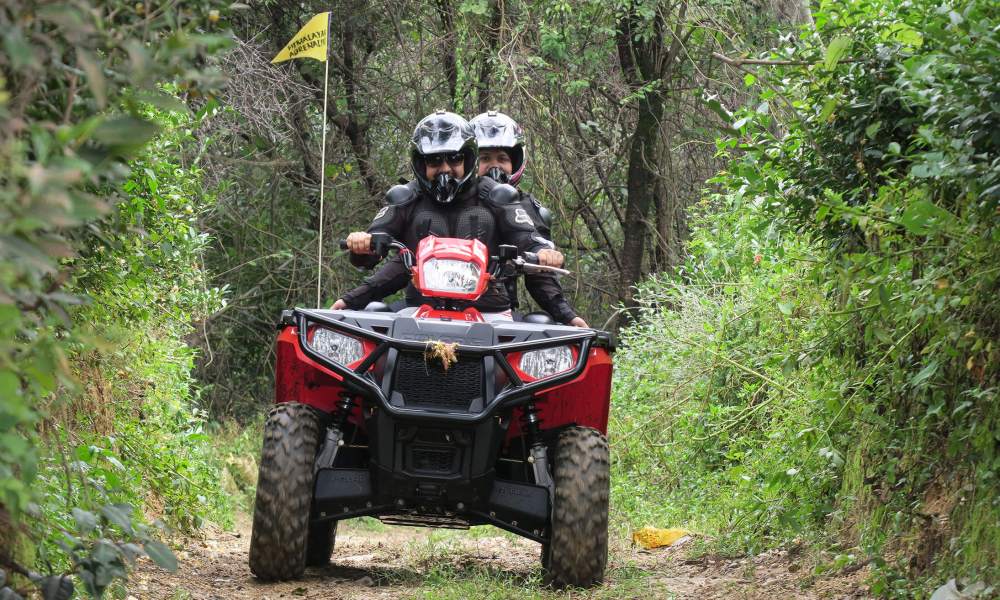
[407,202,498,249]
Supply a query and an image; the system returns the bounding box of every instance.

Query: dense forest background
[1,0,997,597]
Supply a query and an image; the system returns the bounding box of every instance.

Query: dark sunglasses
[424,152,465,167]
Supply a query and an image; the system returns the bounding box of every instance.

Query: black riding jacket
[340,178,551,312]
[513,190,579,324]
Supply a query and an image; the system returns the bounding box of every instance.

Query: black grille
[395,352,481,410]
[411,447,456,473]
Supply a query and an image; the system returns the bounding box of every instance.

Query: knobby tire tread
[545,426,610,588]
[248,403,320,581]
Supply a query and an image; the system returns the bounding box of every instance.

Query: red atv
[248,233,614,588]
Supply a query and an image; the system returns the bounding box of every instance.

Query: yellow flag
[271,12,330,64]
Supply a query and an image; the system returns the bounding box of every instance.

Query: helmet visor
[413,120,469,155]
[474,117,520,149]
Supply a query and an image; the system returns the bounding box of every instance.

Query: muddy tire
[305,520,337,566]
[249,402,321,581]
[544,426,609,588]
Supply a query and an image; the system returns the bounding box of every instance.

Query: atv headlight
[421,258,481,294]
[309,327,364,365]
[518,345,574,380]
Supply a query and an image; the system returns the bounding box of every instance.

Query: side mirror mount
[370,232,391,256]
[498,245,517,261]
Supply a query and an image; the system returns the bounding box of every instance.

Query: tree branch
[712,52,864,67]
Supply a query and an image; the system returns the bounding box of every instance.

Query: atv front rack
[289,307,609,422]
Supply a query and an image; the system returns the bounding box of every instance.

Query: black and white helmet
[410,110,479,204]
[470,111,526,185]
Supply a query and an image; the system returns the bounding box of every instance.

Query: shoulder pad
[487,183,519,206]
[385,184,417,206]
[522,193,553,229]
[537,204,554,229]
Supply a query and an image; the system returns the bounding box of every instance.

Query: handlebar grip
[339,234,384,254]
[522,251,539,265]
[339,234,408,266]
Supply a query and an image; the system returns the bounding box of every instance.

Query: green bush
[610,0,998,595]
[611,204,848,552]
[0,1,231,595]
[22,103,233,597]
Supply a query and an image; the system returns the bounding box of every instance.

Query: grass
[334,519,667,599]
[404,554,658,600]
[352,515,388,532]
[204,416,265,517]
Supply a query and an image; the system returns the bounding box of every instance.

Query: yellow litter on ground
[631,527,692,549]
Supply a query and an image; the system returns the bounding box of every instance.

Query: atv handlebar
[517,252,571,276]
[339,235,569,277]
[339,233,413,269]
[493,245,570,277]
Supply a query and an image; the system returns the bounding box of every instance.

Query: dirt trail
[129,517,872,599]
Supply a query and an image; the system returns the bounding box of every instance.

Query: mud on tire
[544,426,609,588]
[249,402,321,581]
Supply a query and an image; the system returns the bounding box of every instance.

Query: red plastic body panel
[504,347,613,440]
[274,326,364,425]
[411,236,491,300]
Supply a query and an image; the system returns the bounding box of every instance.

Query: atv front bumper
[277,308,613,542]
[290,308,608,421]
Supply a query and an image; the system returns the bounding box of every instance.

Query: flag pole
[316,14,331,308]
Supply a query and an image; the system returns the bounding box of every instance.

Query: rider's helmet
[470,111,526,186]
[411,110,479,205]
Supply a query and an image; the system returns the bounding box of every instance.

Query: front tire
[249,403,321,581]
[544,426,609,588]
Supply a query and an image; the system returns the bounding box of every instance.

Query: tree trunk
[653,187,669,270]
[435,0,458,108]
[654,135,681,270]
[336,7,381,204]
[619,93,665,306]
[475,0,505,114]
[768,0,813,26]
[614,1,692,314]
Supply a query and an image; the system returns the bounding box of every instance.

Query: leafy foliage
[611,0,998,594]
[26,106,233,594]
[0,0,232,596]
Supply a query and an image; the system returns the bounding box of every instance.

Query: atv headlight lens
[421,259,481,294]
[309,327,364,365]
[518,345,574,380]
